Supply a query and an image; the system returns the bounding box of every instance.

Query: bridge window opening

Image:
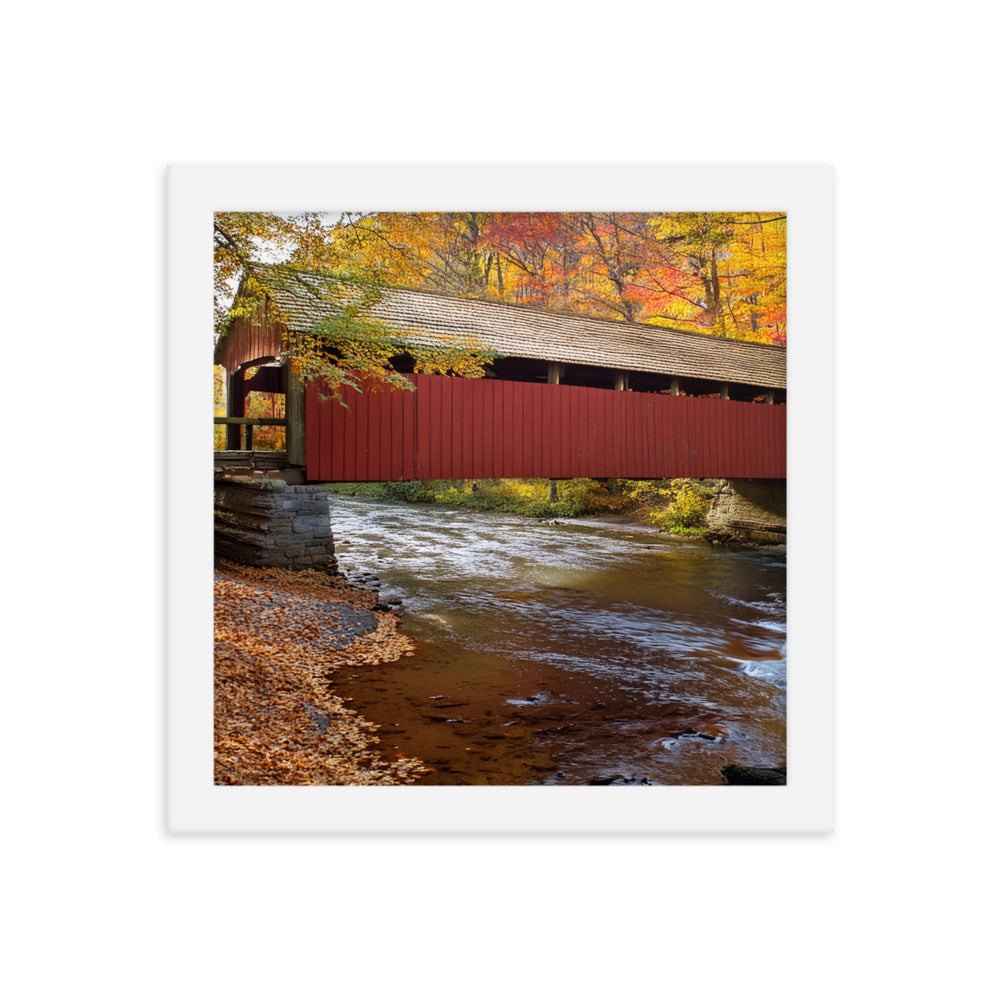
[403,357,783,403]
[389,352,415,374]
[559,363,626,389]
[218,359,288,452]
[689,376,726,397]
[727,383,764,403]
[242,389,286,451]
[726,382,755,403]
[488,356,551,383]
[629,371,683,394]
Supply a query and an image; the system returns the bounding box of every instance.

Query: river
[329,496,786,785]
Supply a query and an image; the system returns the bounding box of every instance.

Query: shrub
[559,479,630,514]
[324,482,388,498]
[658,480,712,532]
[523,498,584,519]
[382,480,436,503]
[622,479,673,507]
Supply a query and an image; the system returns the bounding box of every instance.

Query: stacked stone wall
[705,478,786,545]
[214,477,337,572]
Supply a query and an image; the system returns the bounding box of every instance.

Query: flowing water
[330,496,786,785]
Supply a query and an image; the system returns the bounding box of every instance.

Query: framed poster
[168,164,833,832]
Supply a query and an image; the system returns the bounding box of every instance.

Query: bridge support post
[286,362,306,466]
[225,369,247,451]
[547,364,563,499]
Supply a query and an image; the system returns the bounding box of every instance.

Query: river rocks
[588,774,663,786]
[699,723,729,740]
[506,690,577,707]
[673,724,729,741]
[721,764,786,785]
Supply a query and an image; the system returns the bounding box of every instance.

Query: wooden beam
[286,362,306,466]
[226,371,246,450]
[213,417,286,425]
[720,382,730,401]
[235,355,279,374]
[670,376,680,396]
[546,364,562,499]
[613,371,629,391]
[214,415,286,452]
[242,365,284,395]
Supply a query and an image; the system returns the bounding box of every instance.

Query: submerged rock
[721,764,786,785]
[588,774,662,786]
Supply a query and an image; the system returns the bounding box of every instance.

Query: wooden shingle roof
[251,263,786,390]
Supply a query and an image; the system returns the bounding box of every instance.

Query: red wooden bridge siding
[305,374,786,482]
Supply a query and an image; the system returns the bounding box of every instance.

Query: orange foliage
[325,211,786,344]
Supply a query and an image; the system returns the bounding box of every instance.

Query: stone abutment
[214,477,337,572]
[705,478,786,545]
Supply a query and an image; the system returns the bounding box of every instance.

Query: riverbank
[213,560,428,785]
[325,477,714,534]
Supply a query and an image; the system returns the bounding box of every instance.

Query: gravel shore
[214,560,428,785]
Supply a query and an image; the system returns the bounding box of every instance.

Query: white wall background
[4,2,994,997]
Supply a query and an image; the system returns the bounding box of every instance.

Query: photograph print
[211,210,787,788]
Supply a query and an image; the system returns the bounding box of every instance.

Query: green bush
[558,478,631,514]
[381,480,436,502]
[324,480,437,502]
[324,482,389,498]
[523,498,585,519]
[656,480,712,533]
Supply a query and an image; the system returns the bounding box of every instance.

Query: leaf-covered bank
[214,561,427,785]
[325,477,714,534]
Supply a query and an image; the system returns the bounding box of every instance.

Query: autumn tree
[214,213,497,406]
[320,211,786,344]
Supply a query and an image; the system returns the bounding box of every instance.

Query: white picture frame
[168,164,834,833]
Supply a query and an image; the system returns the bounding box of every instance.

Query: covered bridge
[215,263,786,482]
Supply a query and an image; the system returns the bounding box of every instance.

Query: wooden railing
[214,416,286,451]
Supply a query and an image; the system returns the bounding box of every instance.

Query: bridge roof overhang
[219,263,787,390]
